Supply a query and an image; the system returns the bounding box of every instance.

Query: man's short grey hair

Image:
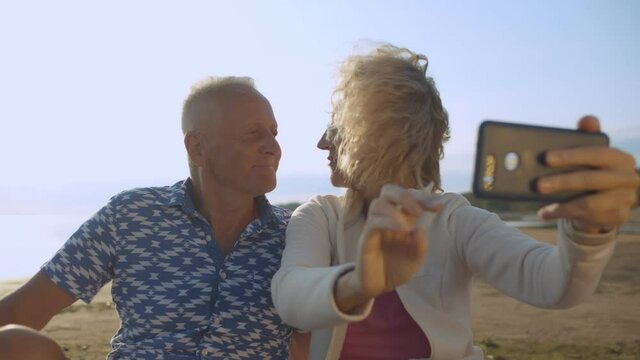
[181,76,257,134]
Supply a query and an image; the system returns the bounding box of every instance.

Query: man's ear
[184,131,205,167]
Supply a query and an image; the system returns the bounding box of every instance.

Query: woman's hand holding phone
[536,116,639,233]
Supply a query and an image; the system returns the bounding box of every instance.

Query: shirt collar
[157,178,279,225]
[154,179,193,209]
[255,194,276,224]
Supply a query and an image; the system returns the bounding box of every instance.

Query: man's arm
[1,195,120,330]
[0,270,77,330]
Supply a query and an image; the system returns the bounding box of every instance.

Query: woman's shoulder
[436,191,469,203]
[411,188,473,212]
[308,194,343,206]
[420,191,494,229]
[291,194,343,222]
[437,191,493,218]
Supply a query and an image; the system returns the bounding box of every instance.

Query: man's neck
[191,178,259,256]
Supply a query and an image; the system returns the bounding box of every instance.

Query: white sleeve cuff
[560,218,617,247]
[329,264,374,322]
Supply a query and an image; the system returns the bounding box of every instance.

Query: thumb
[577,115,600,133]
[410,228,429,259]
[413,212,434,257]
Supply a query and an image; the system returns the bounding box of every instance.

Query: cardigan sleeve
[271,196,373,331]
[449,203,617,309]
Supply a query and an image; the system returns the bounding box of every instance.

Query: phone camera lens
[504,152,519,171]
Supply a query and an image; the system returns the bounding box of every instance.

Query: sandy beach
[2,228,639,359]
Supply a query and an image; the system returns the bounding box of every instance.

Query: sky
[1,0,639,214]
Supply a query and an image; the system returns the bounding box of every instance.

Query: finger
[379,229,428,260]
[419,200,445,213]
[369,198,416,227]
[538,189,637,224]
[366,215,414,233]
[379,230,412,246]
[379,184,425,216]
[402,189,445,213]
[577,115,600,133]
[397,230,428,261]
[537,169,640,194]
[544,146,637,170]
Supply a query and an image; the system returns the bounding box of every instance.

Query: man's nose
[262,133,281,155]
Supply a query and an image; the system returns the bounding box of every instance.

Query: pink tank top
[339,290,431,359]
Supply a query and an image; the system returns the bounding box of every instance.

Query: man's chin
[252,178,277,196]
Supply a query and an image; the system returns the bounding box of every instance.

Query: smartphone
[472,120,609,202]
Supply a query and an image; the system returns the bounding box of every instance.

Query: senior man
[0,77,296,359]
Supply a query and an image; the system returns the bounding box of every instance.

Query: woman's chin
[330,174,348,188]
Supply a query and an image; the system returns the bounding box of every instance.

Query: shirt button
[202,349,210,356]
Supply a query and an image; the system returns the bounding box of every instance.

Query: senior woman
[273,44,639,360]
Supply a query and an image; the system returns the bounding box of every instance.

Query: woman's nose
[317,130,329,150]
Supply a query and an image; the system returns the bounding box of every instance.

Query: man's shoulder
[108,181,186,209]
[269,205,293,225]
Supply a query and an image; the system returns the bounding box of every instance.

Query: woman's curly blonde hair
[331,44,450,199]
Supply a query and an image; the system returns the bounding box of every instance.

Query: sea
[1,173,568,280]
[0,175,346,280]
[1,214,88,280]
[0,213,552,281]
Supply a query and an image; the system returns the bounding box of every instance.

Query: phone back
[472,121,609,202]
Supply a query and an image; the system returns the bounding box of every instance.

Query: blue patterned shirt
[42,179,292,359]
